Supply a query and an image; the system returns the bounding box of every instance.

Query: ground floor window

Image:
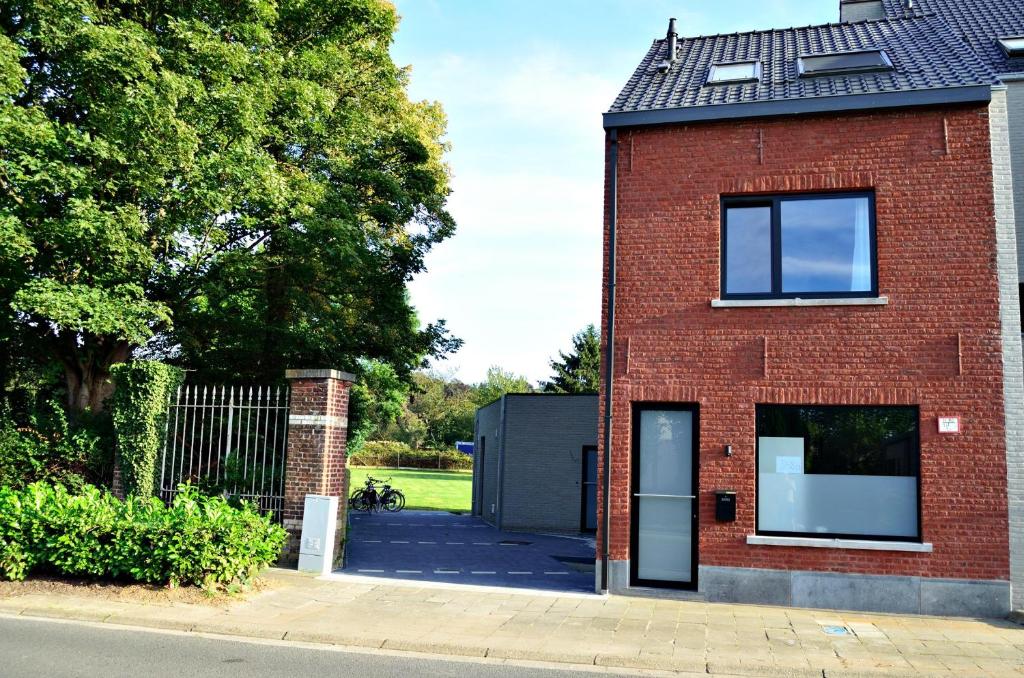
[756,404,920,540]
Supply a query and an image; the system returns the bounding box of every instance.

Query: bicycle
[349,475,405,512]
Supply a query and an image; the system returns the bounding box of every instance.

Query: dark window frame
[721,191,879,300]
[580,445,598,533]
[797,49,894,78]
[754,403,923,543]
[629,402,700,591]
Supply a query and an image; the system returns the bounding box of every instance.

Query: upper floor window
[797,50,893,77]
[722,192,877,299]
[999,37,1024,57]
[707,61,761,85]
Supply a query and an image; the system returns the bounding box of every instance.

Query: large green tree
[0,0,459,412]
[384,371,476,450]
[474,365,532,405]
[542,324,600,393]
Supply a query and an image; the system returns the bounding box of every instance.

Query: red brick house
[597,3,1024,616]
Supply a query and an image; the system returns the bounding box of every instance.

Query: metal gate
[159,385,290,520]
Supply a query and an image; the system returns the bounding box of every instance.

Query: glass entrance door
[631,406,697,588]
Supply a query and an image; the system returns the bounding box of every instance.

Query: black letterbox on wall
[715,490,736,522]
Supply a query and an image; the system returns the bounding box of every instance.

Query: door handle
[633,493,696,499]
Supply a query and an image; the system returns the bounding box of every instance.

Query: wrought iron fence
[159,385,290,521]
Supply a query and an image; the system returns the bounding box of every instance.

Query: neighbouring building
[473,394,598,534]
[597,0,1024,616]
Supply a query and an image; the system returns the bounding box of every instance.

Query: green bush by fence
[349,440,472,470]
[0,482,286,588]
[0,401,112,491]
[110,361,184,497]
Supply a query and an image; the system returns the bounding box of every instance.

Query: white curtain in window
[850,198,871,291]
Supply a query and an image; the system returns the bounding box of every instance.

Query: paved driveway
[342,510,595,593]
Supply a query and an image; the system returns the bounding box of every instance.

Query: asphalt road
[0,616,637,678]
[345,510,596,593]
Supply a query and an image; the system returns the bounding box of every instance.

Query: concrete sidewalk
[1,569,1023,677]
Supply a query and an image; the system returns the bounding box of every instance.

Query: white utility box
[297,494,338,575]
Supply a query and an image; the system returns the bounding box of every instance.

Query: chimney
[667,18,678,62]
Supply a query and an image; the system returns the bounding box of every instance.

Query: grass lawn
[348,467,472,512]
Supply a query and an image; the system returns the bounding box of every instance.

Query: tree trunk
[60,338,133,415]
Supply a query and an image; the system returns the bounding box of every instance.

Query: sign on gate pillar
[281,368,356,567]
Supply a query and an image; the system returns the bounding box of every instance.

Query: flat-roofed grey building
[473,394,598,534]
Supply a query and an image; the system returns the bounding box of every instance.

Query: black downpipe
[600,129,618,592]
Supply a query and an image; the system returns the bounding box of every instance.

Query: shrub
[349,440,472,470]
[0,482,286,588]
[109,361,184,497]
[0,401,112,492]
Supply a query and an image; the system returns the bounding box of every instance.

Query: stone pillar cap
[284,368,357,382]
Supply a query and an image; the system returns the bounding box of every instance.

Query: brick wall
[281,369,353,567]
[599,104,1011,582]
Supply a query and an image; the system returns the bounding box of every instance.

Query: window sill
[747,535,932,553]
[711,296,888,308]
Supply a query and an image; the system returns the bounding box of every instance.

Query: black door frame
[629,402,700,590]
[580,445,598,533]
[475,436,485,515]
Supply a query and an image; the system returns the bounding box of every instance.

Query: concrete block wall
[992,87,1024,611]
[500,395,599,533]
[1008,80,1024,282]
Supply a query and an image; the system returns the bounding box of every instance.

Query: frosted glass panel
[755,406,919,539]
[636,409,693,583]
[638,410,692,495]
[637,497,692,581]
[758,472,917,537]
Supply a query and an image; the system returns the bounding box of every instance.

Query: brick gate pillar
[280,368,356,567]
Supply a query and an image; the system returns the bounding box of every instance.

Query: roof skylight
[999,37,1024,57]
[707,61,761,85]
[797,50,894,77]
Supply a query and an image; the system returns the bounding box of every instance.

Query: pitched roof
[881,0,1024,74]
[604,14,999,129]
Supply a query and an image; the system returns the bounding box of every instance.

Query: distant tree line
[351,324,601,451]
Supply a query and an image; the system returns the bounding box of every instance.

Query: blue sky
[392,0,836,385]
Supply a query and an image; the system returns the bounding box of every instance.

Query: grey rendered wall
[499,395,598,533]
[473,399,503,525]
[992,86,1024,611]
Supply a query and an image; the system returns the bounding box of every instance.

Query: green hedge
[349,440,472,470]
[0,482,286,588]
[110,361,184,497]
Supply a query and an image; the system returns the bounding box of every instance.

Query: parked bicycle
[349,476,405,512]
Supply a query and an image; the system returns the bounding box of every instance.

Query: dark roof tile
[881,0,1024,74]
[607,14,999,118]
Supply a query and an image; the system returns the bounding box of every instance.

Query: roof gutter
[600,129,618,594]
[603,84,993,129]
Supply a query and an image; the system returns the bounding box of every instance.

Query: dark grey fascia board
[602,85,993,129]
